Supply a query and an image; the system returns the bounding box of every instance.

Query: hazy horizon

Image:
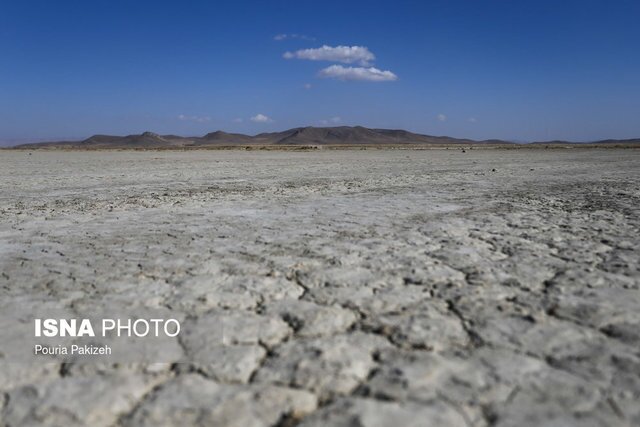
[4,124,640,148]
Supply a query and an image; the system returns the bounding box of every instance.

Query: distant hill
[531,138,640,146]
[19,132,196,148]
[12,126,510,148]
[10,126,640,149]
[198,131,254,145]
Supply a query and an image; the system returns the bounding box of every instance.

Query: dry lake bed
[0,149,639,426]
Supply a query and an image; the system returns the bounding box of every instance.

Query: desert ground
[0,148,639,426]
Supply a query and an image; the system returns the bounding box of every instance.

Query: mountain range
[10,126,640,148]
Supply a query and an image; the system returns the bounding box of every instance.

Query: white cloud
[468,117,477,123]
[274,33,315,41]
[178,114,211,123]
[437,114,447,122]
[233,118,243,123]
[318,65,397,82]
[284,45,375,66]
[303,83,312,89]
[319,116,342,125]
[250,113,273,123]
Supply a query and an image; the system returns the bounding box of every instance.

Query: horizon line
[3,125,640,147]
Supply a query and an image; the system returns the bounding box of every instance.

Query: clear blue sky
[2,0,639,144]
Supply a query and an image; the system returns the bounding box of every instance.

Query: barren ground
[0,149,639,427]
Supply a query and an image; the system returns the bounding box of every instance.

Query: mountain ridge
[9,126,640,148]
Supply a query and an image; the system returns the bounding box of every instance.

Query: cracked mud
[0,149,638,426]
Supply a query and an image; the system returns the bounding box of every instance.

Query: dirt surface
[1,149,639,426]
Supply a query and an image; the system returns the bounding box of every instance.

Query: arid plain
[1,149,639,426]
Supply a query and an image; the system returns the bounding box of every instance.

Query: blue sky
[1,0,639,144]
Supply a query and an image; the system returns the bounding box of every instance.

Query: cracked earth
[0,149,638,426]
